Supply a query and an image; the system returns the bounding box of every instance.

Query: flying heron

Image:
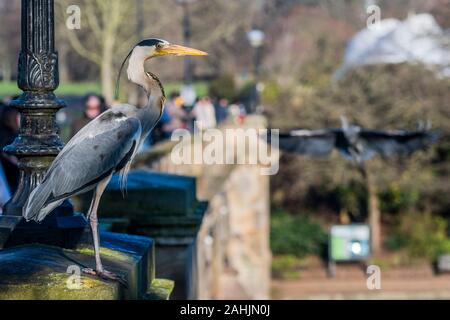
[23,38,207,283]
[271,116,439,253]
[276,117,439,163]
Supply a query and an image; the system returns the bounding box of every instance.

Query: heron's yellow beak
[156,44,208,57]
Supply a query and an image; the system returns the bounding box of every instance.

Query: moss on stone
[0,272,119,300]
[72,246,132,263]
[146,279,174,300]
[0,237,157,300]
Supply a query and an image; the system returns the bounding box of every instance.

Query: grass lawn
[0,81,209,99]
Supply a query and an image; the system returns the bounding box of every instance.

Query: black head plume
[114,49,133,101]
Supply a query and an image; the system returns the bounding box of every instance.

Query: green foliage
[0,81,102,98]
[261,80,282,106]
[270,210,327,258]
[379,184,420,214]
[271,255,302,280]
[334,181,367,216]
[208,74,236,100]
[387,212,450,261]
[0,81,209,100]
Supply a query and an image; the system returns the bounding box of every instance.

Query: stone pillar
[92,170,207,299]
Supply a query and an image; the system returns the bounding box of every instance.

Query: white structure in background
[336,13,450,79]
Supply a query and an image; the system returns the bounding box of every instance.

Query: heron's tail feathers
[23,181,59,222]
[119,162,132,198]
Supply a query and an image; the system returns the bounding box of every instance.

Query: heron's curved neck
[127,48,165,104]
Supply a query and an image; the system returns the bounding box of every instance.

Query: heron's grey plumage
[24,107,142,222]
[276,125,439,163]
[358,130,439,158]
[23,41,166,223]
[279,130,336,157]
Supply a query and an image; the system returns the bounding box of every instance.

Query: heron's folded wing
[359,130,439,157]
[44,114,141,203]
[278,129,336,156]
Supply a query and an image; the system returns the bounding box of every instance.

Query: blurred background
[1,0,450,299]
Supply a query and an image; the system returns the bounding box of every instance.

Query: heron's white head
[115,38,207,99]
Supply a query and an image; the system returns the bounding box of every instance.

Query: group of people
[0,90,249,210]
[71,92,248,146]
[144,93,248,147]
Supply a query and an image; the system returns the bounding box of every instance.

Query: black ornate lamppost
[0,0,86,248]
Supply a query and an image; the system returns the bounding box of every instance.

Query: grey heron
[276,117,439,163]
[23,38,207,283]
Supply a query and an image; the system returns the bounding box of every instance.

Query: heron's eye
[156,43,164,50]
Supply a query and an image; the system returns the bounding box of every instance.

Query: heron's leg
[82,176,127,286]
[88,177,110,273]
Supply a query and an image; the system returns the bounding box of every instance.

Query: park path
[271,264,450,300]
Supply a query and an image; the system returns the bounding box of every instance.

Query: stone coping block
[129,201,208,241]
[145,279,174,300]
[0,213,87,250]
[0,231,170,300]
[98,170,198,218]
[94,171,208,240]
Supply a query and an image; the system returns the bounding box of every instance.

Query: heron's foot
[82,268,128,287]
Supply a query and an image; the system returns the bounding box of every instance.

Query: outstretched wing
[277,129,337,157]
[24,108,141,222]
[359,130,440,157]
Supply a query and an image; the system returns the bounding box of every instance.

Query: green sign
[330,224,371,261]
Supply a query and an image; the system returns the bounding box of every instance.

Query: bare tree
[57,0,136,103]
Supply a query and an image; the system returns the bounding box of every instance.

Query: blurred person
[193,96,216,130]
[71,93,106,137]
[0,102,20,193]
[138,93,183,152]
[137,93,187,152]
[164,93,188,133]
[238,102,248,122]
[175,95,189,128]
[214,98,229,124]
[183,103,196,133]
[150,106,172,146]
[228,101,247,124]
